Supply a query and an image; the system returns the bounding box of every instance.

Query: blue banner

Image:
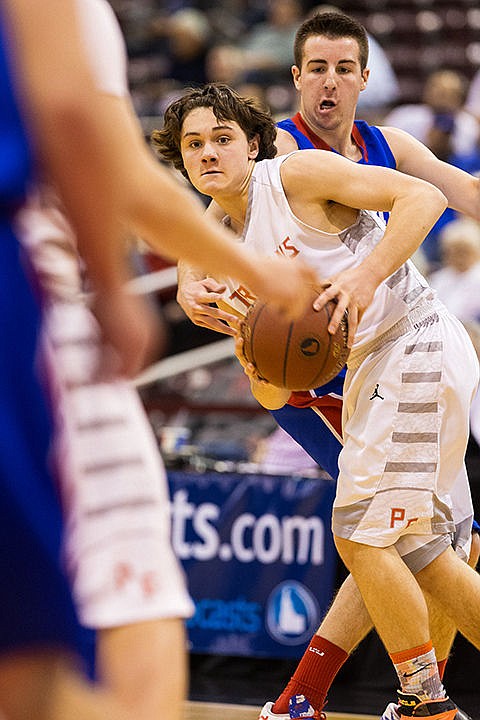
[168,470,337,659]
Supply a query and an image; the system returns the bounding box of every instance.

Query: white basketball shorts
[43,301,194,628]
[332,302,479,567]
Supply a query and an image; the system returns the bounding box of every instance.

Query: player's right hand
[176,277,239,336]
[234,334,290,410]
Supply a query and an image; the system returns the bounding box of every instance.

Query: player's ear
[360,67,369,91]
[248,134,260,160]
[292,64,301,90]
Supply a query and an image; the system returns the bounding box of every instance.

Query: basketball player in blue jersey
[176,13,480,720]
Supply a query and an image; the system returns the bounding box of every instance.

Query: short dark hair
[293,12,369,70]
[151,83,277,178]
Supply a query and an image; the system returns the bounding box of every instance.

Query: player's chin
[198,173,224,190]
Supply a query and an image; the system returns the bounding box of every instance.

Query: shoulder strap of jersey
[353,120,396,169]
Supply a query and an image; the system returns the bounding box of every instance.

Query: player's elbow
[423,183,448,216]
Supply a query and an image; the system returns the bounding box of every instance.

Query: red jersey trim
[288,391,343,438]
[291,112,369,161]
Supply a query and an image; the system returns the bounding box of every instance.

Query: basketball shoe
[382,699,472,720]
[394,690,458,719]
[258,695,325,720]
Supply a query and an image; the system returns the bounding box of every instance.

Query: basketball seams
[242,294,349,390]
[248,302,266,379]
[307,304,332,389]
[283,321,295,388]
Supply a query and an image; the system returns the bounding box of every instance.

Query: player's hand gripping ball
[240,290,350,390]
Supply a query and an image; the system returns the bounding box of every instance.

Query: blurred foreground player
[0,1,151,719]
[0,2,318,719]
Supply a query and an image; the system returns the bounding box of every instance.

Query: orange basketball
[240,292,349,391]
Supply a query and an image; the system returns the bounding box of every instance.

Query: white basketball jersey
[222,154,436,351]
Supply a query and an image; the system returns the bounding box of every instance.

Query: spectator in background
[465,66,480,123]
[239,0,303,83]
[428,217,480,453]
[204,0,303,94]
[152,7,212,86]
[428,218,480,323]
[385,69,480,268]
[385,69,479,161]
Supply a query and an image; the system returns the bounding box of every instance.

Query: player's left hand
[313,266,378,347]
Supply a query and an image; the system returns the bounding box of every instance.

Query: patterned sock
[390,641,446,701]
[273,636,349,714]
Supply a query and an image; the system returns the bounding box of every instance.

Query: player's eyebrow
[307,58,357,67]
[182,124,234,138]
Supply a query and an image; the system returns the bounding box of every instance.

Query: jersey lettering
[390,508,419,528]
[277,236,300,258]
[228,284,256,311]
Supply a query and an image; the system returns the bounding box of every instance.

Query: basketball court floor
[185,701,377,720]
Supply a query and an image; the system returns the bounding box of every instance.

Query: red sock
[272,636,349,714]
[437,658,447,680]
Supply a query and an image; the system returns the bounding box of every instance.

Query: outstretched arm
[382,125,480,220]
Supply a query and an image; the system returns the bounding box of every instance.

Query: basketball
[240,292,350,391]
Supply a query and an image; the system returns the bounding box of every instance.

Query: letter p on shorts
[390,507,405,528]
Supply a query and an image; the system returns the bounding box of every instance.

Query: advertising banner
[168,470,337,659]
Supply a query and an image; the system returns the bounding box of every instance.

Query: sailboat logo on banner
[265,581,319,645]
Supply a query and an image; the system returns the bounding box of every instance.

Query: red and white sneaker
[258,696,325,720]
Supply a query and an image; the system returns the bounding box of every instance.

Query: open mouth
[320,100,336,110]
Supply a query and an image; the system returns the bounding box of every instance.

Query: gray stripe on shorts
[82,456,144,475]
[85,497,156,517]
[76,416,127,432]
[392,432,438,443]
[404,341,443,354]
[402,371,442,383]
[398,402,438,413]
[384,461,437,473]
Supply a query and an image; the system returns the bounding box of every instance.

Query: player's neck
[212,165,253,236]
[300,112,362,162]
[215,198,246,236]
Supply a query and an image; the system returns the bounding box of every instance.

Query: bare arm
[282,150,447,340]
[176,203,242,336]
[5,0,158,377]
[381,125,480,220]
[5,0,128,293]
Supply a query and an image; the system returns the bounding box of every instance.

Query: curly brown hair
[151,83,277,178]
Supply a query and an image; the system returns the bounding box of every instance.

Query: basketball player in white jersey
[11,4,320,720]
[154,83,480,720]
[174,15,480,718]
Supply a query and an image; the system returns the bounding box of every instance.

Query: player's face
[292,35,369,135]
[180,107,259,199]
